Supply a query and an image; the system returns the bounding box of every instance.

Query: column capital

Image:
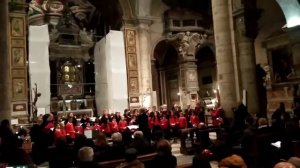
[137,17,153,30]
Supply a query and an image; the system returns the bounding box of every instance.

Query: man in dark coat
[137,108,150,142]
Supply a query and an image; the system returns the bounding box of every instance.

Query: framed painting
[125,29,136,46]
[12,78,27,100]
[11,47,25,67]
[10,17,25,37]
[128,53,137,69]
[12,102,27,112]
[129,77,139,93]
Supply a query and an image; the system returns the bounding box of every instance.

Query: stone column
[234,12,260,115]
[137,18,153,107]
[212,0,237,118]
[0,0,11,120]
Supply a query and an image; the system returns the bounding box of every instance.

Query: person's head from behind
[55,137,67,148]
[288,157,300,168]
[156,139,172,156]
[78,146,94,162]
[274,162,296,168]
[0,120,10,129]
[219,154,247,168]
[139,108,147,114]
[111,132,122,144]
[94,133,107,147]
[133,131,144,140]
[258,118,268,127]
[125,148,138,162]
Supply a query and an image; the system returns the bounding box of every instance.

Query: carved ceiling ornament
[167,31,208,59]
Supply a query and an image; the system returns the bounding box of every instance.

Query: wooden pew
[98,152,157,168]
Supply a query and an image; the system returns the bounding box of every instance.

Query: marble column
[234,14,260,115]
[138,19,153,107]
[0,0,11,120]
[212,0,237,118]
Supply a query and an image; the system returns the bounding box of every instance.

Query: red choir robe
[178,116,187,129]
[75,125,83,135]
[148,117,153,129]
[190,115,200,127]
[160,118,169,130]
[54,128,66,141]
[129,119,136,125]
[65,122,76,139]
[93,124,102,132]
[169,115,178,128]
[118,120,128,132]
[103,123,111,134]
[153,117,160,127]
[44,122,54,134]
[211,108,223,126]
[110,121,119,133]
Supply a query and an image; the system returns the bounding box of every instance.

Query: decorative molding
[124,28,140,102]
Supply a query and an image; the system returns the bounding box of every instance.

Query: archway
[153,40,180,107]
[196,46,217,108]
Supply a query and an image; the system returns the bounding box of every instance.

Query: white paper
[127,125,139,130]
[84,130,93,139]
[11,119,19,125]
[209,132,217,140]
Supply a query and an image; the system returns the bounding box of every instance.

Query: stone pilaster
[233,9,260,115]
[0,0,11,120]
[212,0,237,118]
[9,0,29,123]
[137,18,153,107]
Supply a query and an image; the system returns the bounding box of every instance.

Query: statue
[28,0,45,17]
[31,83,41,122]
[80,28,94,44]
[167,31,208,58]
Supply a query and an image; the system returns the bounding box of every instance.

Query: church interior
[0,0,300,167]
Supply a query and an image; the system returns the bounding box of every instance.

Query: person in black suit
[137,108,150,142]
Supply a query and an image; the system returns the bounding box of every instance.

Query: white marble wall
[29,25,51,113]
[95,31,128,115]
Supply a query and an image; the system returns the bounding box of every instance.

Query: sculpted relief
[167,31,208,58]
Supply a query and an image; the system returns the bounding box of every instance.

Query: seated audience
[288,157,300,168]
[192,149,212,168]
[219,154,247,168]
[116,148,144,168]
[78,146,98,168]
[274,162,296,168]
[49,137,73,168]
[94,133,110,161]
[130,131,153,154]
[110,132,125,159]
[152,139,177,168]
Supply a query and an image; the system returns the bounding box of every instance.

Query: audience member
[152,139,177,168]
[116,148,144,168]
[130,131,153,155]
[274,162,296,168]
[78,146,98,168]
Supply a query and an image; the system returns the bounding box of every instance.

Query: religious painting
[127,46,136,53]
[130,97,139,103]
[126,30,136,46]
[11,39,25,47]
[129,78,139,93]
[12,69,26,77]
[12,102,27,112]
[269,46,293,83]
[128,54,137,69]
[12,78,27,100]
[11,17,24,37]
[11,47,25,67]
